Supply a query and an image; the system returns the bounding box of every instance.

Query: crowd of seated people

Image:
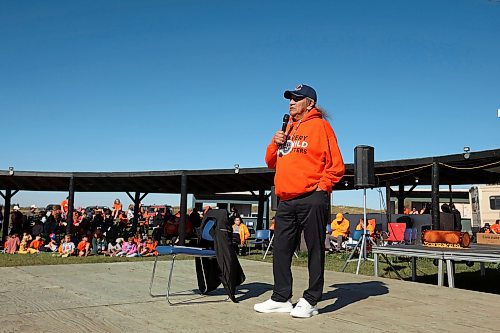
[0,198,174,257]
[1,201,266,257]
[3,230,158,257]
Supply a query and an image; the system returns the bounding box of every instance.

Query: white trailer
[470,185,500,228]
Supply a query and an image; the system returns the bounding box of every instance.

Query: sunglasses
[290,95,306,102]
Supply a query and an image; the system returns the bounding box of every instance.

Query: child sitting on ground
[44,233,58,253]
[116,237,138,257]
[18,234,33,254]
[108,238,122,256]
[140,237,158,257]
[5,234,20,254]
[28,234,44,254]
[2,235,10,253]
[91,230,108,256]
[137,236,147,254]
[59,234,75,257]
[77,235,91,257]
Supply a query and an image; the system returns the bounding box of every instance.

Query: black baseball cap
[284,84,317,102]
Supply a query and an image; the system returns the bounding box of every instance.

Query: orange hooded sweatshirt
[265,108,345,201]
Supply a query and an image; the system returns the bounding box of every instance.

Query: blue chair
[149,219,219,305]
[345,229,365,251]
[248,229,271,255]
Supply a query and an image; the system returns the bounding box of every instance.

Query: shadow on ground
[414,268,500,294]
[236,282,274,301]
[321,281,389,314]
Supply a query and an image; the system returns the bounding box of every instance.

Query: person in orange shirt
[112,199,122,220]
[61,197,69,214]
[140,236,158,257]
[355,218,375,236]
[328,213,350,252]
[3,235,10,253]
[232,216,250,254]
[29,234,44,252]
[255,84,345,318]
[77,235,90,257]
[490,220,500,234]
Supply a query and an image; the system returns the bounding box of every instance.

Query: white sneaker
[254,299,293,313]
[290,298,319,318]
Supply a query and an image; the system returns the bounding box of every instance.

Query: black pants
[271,190,329,306]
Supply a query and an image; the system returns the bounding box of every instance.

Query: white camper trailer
[470,185,500,228]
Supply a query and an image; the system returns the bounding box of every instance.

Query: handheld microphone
[278,114,290,150]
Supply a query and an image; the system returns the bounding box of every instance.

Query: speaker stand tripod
[263,234,299,260]
[341,188,376,274]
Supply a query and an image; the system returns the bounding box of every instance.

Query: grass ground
[2,249,499,294]
[0,253,181,267]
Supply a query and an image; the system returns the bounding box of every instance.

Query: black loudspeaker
[270,186,279,211]
[354,145,375,188]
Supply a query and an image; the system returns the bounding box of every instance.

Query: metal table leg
[411,257,417,282]
[374,253,379,277]
[480,262,486,277]
[438,259,444,287]
[446,259,455,288]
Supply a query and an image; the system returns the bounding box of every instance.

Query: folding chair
[248,229,271,255]
[344,229,364,251]
[149,219,223,305]
[386,222,406,244]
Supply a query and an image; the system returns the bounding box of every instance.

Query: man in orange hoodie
[254,84,345,318]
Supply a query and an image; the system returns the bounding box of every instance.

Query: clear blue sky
[1,0,499,208]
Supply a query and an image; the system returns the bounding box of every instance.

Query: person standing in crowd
[11,206,24,235]
[27,205,37,226]
[127,204,135,222]
[255,84,345,318]
[60,197,69,219]
[449,203,462,231]
[44,209,57,240]
[189,208,202,230]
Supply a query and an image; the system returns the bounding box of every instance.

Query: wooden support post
[2,189,11,241]
[449,184,453,205]
[432,162,440,230]
[179,173,188,246]
[398,184,405,214]
[385,182,392,222]
[66,176,75,234]
[257,189,265,230]
[132,192,141,233]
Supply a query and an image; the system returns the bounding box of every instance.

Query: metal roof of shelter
[0,148,499,194]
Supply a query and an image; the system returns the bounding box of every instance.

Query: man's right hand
[274,130,287,145]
